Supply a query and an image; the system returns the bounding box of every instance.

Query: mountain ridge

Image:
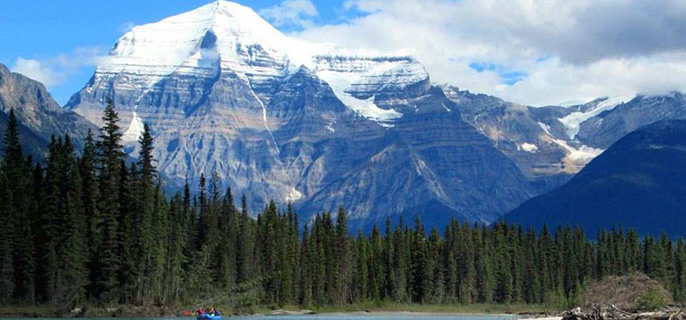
[504,119,686,236]
[0,63,96,160]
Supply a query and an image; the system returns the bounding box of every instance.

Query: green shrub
[583,272,672,312]
[636,287,669,312]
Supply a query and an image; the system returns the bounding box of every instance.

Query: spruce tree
[119,162,138,303]
[675,239,686,303]
[3,110,35,302]
[355,230,369,302]
[134,123,158,304]
[236,194,254,284]
[299,224,313,306]
[3,109,24,187]
[59,135,87,306]
[369,224,385,301]
[80,129,101,299]
[39,136,63,303]
[335,206,350,302]
[410,217,428,303]
[96,98,124,301]
[0,173,14,303]
[428,227,444,303]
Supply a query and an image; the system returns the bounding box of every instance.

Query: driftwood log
[563,305,685,320]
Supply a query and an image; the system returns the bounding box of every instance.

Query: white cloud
[259,0,318,29]
[12,58,63,87]
[294,0,686,106]
[11,47,106,89]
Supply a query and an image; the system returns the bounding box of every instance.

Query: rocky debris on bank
[269,309,315,315]
[563,306,685,320]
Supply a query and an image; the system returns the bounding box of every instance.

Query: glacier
[558,96,629,139]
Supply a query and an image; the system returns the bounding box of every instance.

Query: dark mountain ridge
[505,119,686,236]
[0,63,96,160]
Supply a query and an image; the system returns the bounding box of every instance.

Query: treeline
[1,101,686,309]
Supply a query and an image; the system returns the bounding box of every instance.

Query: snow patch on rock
[122,110,145,143]
[538,122,552,136]
[520,142,539,153]
[558,96,629,139]
[317,70,402,127]
[552,139,603,162]
[285,188,303,202]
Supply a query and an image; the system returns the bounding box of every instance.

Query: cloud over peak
[259,0,318,29]
[293,0,686,106]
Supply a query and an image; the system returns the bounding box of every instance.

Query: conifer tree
[675,239,686,302]
[119,162,138,303]
[410,217,428,303]
[133,123,158,304]
[3,109,24,187]
[299,224,313,306]
[354,230,369,302]
[3,110,35,302]
[96,98,124,301]
[368,224,384,301]
[59,135,87,306]
[150,181,169,302]
[428,227,444,303]
[39,136,63,303]
[335,206,350,302]
[236,194,254,284]
[0,173,14,303]
[80,129,100,299]
[443,220,458,302]
[165,193,188,301]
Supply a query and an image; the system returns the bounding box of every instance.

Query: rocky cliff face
[439,86,684,184]
[0,63,96,159]
[440,85,608,195]
[65,1,539,228]
[576,93,686,149]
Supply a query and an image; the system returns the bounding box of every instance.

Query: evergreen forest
[1,101,686,310]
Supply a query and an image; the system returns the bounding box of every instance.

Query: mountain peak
[96,0,317,87]
[210,0,260,15]
[72,0,430,127]
[161,0,289,44]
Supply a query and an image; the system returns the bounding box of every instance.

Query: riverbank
[306,302,556,315]
[0,302,558,318]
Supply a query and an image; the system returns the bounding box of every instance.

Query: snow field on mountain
[558,96,630,139]
[317,70,402,126]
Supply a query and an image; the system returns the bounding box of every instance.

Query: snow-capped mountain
[69,1,428,128]
[64,1,686,229]
[66,1,538,228]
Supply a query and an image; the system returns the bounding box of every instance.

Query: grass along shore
[0,302,558,318]
[306,302,557,315]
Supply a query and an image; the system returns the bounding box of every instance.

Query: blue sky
[0,0,352,105]
[2,0,685,107]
